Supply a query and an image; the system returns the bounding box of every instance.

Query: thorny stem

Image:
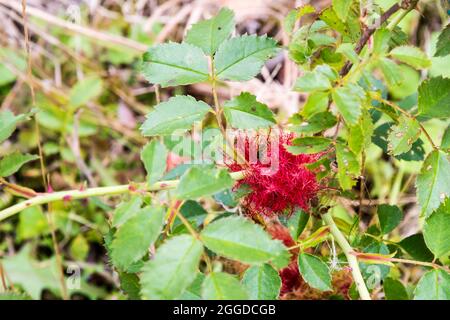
[322,212,372,300]
[369,92,438,150]
[0,171,246,223]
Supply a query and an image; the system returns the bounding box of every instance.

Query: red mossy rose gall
[226,131,322,217]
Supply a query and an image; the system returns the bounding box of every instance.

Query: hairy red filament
[226,131,321,217]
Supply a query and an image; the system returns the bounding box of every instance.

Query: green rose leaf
[140,95,211,136]
[286,137,332,155]
[377,57,404,89]
[202,272,248,300]
[214,35,279,81]
[300,91,329,118]
[242,264,281,300]
[69,76,103,108]
[298,253,332,292]
[112,196,143,227]
[423,198,450,258]
[290,111,337,134]
[185,8,235,55]
[332,0,352,22]
[434,24,450,57]
[387,116,421,156]
[336,143,360,190]
[389,46,431,69]
[110,206,165,270]
[0,110,28,144]
[0,152,39,177]
[417,76,450,119]
[332,83,365,125]
[175,165,234,199]
[398,234,434,262]
[223,92,276,129]
[141,140,168,185]
[294,68,332,92]
[200,216,290,268]
[416,150,450,217]
[414,269,450,300]
[377,204,403,234]
[383,278,409,300]
[140,234,203,300]
[142,43,209,87]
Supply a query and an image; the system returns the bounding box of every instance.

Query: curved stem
[0,171,245,223]
[322,212,372,300]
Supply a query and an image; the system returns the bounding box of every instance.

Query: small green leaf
[70,235,89,261]
[294,69,331,92]
[373,29,391,55]
[423,198,450,258]
[377,58,403,88]
[390,46,431,69]
[298,253,332,292]
[441,125,450,152]
[110,206,165,270]
[377,204,403,234]
[332,83,365,125]
[283,5,315,34]
[286,209,309,240]
[142,43,209,87]
[418,77,450,119]
[140,95,211,136]
[141,140,168,185]
[399,234,434,262]
[332,0,352,22]
[119,272,141,300]
[69,76,103,108]
[383,278,409,300]
[319,6,360,42]
[387,116,421,156]
[416,150,450,217]
[348,111,373,155]
[336,143,360,190]
[372,122,425,161]
[202,272,248,300]
[17,206,49,241]
[214,35,279,81]
[0,111,28,144]
[179,273,204,300]
[112,196,143,227]
[242,264,281,300]
[336,43,359,64]
[290,111,337,134]
[223,92,276,129]
[0,152,39,177]
[434,24,450,57]
[414,269,450,300]
[300,91,329,118]
[140,234,203,300]
[175,165,234,199]
[200,216,290,268]
[286,137,332,154]
[185,8,235,55]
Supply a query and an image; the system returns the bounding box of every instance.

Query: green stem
[0,171,245,223]
[322,212,372,300]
